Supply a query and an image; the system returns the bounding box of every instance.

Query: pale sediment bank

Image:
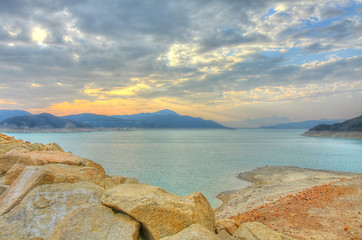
[215,166,361,220]
[302,130,362,139]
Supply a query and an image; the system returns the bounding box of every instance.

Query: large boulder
[233,222,296,240]
[102,184,216,240]
[160,224,220,240]
[0,147,105,175]
[0,182,104,239]
[0,163,107,215]
[0,166,55,215]
[50,203,141,240]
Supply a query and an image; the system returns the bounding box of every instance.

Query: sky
[1,0,362,123]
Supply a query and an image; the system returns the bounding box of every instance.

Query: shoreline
[302,130,362,139]
[215,166,361,220]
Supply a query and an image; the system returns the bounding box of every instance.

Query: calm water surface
[6,129,362,207]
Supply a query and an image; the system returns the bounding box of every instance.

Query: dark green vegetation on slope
[302,115,362,139]
[308,115,362,132]
[0,113,90,129]
[0,110,32,122]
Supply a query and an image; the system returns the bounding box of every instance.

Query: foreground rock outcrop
[0,133,220,239]
[102,184,215,239]
[0,133,299,239]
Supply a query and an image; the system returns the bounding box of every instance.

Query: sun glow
[31,27,48,45]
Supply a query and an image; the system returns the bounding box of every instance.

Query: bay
[5,129,362,207]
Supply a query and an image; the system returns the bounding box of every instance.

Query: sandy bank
[302,130,362,139]
[215,166,361,220]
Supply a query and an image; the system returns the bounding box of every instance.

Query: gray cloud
[0,0,361,119]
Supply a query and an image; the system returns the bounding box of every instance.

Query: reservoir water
[5,129,362,207]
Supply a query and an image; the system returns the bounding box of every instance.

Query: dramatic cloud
[0,0,361,121]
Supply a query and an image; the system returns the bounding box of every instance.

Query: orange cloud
[0,99,17,105]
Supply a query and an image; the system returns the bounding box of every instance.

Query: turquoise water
[5,129,362,207]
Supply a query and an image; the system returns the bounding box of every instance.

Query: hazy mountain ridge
[63,113,156,128]
[223,116,291,128]
[0,109,227,130]
[0,110,32,122]
[64,109,226,129]
[112,109,180,120]
[261,119,345,129]
[0,113,89,129]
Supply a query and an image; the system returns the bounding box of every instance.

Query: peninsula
[302,115,362,139]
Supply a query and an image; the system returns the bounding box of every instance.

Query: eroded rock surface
[50,203,141,240]
[102,183,216,240]
[0,182,104,239]
[160,224,220,240]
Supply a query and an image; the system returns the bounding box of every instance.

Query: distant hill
[0,109,228,130]
[112,109,179,120]
[144,114,225,128]
[63,113,156,128]
[66,110,227,129]
[302,115,362,139]
[223,116,291,128]
[0,113,89,129]
[261,119,344,129]
[0,110,32,122]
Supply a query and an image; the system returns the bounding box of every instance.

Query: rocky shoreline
[215,166,362,239]
[1,133,361,239]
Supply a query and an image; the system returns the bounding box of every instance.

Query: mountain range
[0,109,227,130]
[223,116,291,128]
[0,113,90,129]
[261,119,345,129]
[0,110,32,122]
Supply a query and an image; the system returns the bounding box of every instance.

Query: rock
[160,224,220,240]
[103,175,128,189]
[216,219,238,235]
[233,222,296,240]
[26,142,64,152]
[0,134,63,154]
[4,163,26,185]
[0,182,104,239]
[125,177,140,184]
[0,166,55,215]
[50,203,141,240]
[0,134,26,153]
[218,230,239,240]
[102,184,216,240]
[43,164,106,187]
[0,164,106,215]
[0,185,9,196]
[184,191,216,232]
[0,148,105,175]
